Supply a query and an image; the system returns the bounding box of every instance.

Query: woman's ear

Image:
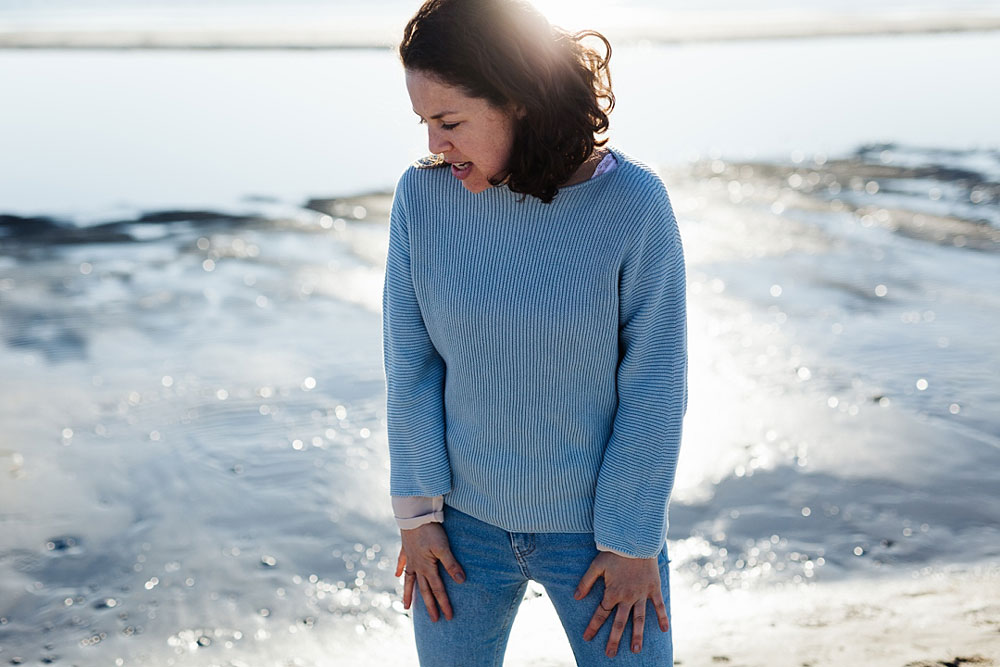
[513,103,527,120]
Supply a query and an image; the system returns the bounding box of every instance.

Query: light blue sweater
[381,147,687,559]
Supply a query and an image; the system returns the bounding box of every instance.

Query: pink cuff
[391,495,444,530]
[596,543,642,559]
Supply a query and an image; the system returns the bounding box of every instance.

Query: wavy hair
[399,0,615,203]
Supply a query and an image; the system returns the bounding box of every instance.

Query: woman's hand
[574,551,669,657]
[394,523,466,622]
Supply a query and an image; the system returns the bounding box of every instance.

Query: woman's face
[405,69,521,194]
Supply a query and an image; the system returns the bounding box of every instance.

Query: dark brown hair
[399,0,615,203]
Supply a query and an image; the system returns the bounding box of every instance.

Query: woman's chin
[457,170,495,194]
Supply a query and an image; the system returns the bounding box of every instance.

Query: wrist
[397,512,444,530]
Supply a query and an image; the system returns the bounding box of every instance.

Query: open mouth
[450,161,473,180]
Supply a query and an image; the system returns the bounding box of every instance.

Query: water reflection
[1,142,999,664]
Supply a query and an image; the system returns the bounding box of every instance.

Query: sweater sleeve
[593,183,688,558]
[382,171,452,497]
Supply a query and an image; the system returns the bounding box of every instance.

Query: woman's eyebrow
[413,110,459,120]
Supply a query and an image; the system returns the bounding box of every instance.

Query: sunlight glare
[531,0,620,32]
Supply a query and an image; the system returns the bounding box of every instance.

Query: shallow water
[1,139,998,664]
[665,143,1000,593]
[0,207,408,664]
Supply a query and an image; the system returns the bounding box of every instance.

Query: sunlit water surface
[1,141,998,665]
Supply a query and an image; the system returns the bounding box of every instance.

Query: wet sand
[1,142,998,665]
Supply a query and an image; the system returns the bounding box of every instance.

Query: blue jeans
[412,505,673,666]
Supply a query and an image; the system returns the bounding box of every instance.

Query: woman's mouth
[450,161,472,180]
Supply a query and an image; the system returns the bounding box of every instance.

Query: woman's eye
[416,119,458,130]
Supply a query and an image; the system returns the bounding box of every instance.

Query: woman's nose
[428,128,452,155]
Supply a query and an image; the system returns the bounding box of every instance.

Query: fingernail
[456,572,466,583]
[632,644,640,653]
[573,591,581,600]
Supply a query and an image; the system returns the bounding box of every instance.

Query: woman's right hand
[394,522,466,621]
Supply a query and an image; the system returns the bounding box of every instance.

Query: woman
[381,0,687,664]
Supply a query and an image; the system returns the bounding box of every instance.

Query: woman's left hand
[574,551,669,658]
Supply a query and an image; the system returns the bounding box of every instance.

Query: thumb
[574,561,603,600]
[395,547,407,578]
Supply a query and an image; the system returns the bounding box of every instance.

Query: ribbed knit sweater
[381,146,687,559]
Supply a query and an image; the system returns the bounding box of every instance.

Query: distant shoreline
[3,11,1000,49]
